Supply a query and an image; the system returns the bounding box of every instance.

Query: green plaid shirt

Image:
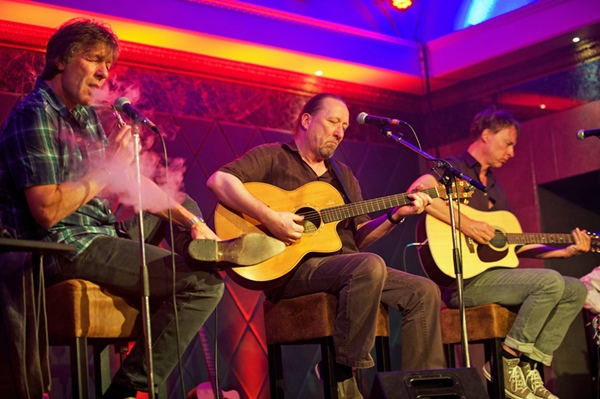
[0,78,117,263]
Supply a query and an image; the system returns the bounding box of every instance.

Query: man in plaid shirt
[0,18,282,399]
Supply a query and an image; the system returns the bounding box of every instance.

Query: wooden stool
[441,303,517,399]
[46,279,140,399]
[264,292,391,399]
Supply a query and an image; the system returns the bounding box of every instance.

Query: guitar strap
[328,158,353,204]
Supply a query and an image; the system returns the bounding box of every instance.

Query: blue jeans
[443,267,587,366]
[268,252,445,370]
[51,235,224,390]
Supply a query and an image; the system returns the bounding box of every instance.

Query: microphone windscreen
[114,97,132,112]
[356,112,368,125]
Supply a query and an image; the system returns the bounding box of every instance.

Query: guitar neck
[321,186,442,223]
[198,328,223,398]
[506,233,574,245]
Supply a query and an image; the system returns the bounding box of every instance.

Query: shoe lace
[508,365,529,392]
[525,368,548,393]
[593,315,600,346]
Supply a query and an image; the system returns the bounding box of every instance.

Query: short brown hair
[41,18,120,80]
[470,106,521,141]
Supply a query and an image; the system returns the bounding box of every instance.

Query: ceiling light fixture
[391,0,413,11]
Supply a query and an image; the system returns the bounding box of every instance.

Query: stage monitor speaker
[370,367,489,399]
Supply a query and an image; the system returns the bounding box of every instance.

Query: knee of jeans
[420,278,441,305]
[538,269,565,298]
[569,278,588,305]
[357,253,387,284]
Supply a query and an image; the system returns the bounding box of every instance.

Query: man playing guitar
[207,93,446,398]
[408,106,591,399]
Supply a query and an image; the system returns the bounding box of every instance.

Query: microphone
[356,112,407,127]
[114,97,160,134]
[576,128,600,140]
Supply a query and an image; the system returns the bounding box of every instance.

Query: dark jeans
[51,233,224,390]
[269,252,445,370]
[0,252,50,398]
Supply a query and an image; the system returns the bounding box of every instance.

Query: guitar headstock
[436,179,475,201]
[589,231,600,253]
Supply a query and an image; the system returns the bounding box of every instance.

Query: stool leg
[70,337,90,399]
[485,337,505,399]
[268,343,284,399]
[444,344,456,368]
[320,337,338,399]
[94,342,120,398]
[375,336,391,371]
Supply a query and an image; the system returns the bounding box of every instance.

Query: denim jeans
[443,267,587,366]
[51,235,224,390]
[268,252,445,370]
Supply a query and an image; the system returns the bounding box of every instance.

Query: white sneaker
[520,362,559,399]
[337,376,363,399]
[483,358,537,399]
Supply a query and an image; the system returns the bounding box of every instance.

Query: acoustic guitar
[215,180,473,290]
[416,204,600,287]
[188,327,240,399]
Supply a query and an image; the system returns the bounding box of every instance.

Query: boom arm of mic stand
[378,129,488,194]
[379,128,489,368]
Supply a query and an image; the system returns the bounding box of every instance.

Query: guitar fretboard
[506,233,574,245]
[321,187,442,223]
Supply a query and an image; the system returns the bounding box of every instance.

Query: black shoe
[101,382,137,399]
[187,233,285,266]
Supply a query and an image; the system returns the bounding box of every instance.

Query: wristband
[387,210,405,225]
[186,215,205,229]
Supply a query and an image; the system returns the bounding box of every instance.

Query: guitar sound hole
[297,206,322,234]
[489,230,507,249]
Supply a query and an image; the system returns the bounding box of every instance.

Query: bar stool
[441,303,517,399]
[46,279,140,399]
[264,292,391,399]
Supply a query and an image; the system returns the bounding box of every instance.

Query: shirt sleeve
[3,106,61,190]
[219,144,275,183]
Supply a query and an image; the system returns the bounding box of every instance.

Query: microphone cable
[129,113,187,398]
[154,128,188,399]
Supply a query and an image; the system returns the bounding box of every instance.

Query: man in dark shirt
[409,107,590,399]
[207,93,446,398]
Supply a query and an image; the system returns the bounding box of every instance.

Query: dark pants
[269,252,445,370]
[49,208,224,391]
[0,252,50,398]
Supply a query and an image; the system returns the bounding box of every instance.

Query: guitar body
[215,181,345,289]
[416,205,523,286]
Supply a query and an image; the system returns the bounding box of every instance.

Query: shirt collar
[461,150,496,187]
[283,140,299,153]
[35,77,90,125]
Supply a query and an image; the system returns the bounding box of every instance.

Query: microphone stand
[378,127,487,368]
[131,121,156,398]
